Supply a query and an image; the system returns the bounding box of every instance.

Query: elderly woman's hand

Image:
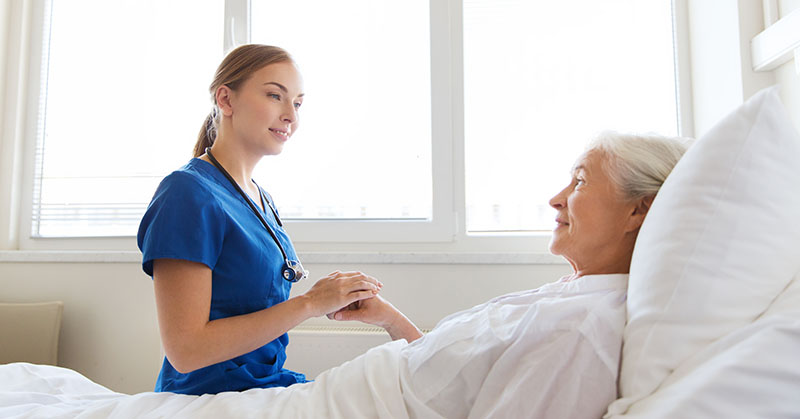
[329,294,423,342]
[328,294,394,327]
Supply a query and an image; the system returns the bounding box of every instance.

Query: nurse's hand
[301,271,383,318]
[329,294,423,343]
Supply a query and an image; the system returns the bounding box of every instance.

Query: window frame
[4,0,692,253]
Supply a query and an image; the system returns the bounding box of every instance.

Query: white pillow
[612,273,800,418]
[606,86,800,416]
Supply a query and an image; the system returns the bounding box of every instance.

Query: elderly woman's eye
[575,178,586,186]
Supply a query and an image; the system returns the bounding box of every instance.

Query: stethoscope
[205,147,308,282]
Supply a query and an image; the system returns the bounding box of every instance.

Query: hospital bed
[1,87,798,418]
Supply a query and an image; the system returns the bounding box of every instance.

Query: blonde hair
[193,44,294,157]
[586,131,690,200]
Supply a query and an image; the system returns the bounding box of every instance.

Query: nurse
[137,44,382,396]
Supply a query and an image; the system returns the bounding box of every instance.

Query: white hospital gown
[399,274,628,419]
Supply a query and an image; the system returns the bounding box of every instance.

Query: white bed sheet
[1,275,626,418]
[1,339,407,419]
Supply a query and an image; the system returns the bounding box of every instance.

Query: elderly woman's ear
[626,195,655,233]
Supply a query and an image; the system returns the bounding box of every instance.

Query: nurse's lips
[269,128,290,141]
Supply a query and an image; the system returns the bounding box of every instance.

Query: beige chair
[0,301,64,365]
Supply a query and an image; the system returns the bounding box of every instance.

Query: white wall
[686,0,777,137]
[0,0,19,251]
[0,2,7,115]
[777,0,800,132]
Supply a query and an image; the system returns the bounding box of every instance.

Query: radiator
[284,325,393,379]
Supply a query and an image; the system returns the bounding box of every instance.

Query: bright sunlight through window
[463,0,678,232]
[31,0,677,239]
[251,0,432,220]
[33,0,223,237]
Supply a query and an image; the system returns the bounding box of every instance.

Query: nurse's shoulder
[151,159,220,205]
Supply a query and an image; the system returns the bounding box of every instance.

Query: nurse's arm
[153,258,379,374]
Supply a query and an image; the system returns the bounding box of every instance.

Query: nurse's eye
[268,93,281,100]
[293,102,302,110]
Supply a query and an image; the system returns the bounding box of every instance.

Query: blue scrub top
[137,158,307,395]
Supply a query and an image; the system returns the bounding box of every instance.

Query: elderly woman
[331,131,689,418]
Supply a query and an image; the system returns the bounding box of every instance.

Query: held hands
[302,271,383,318]
[328,289,424,343]
[327,293,399,329]
[303,270,423,342]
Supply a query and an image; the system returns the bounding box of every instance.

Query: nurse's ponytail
[194,109,218,157]
[192,44,294,158]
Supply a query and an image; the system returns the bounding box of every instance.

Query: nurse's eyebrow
[263,82,287,92]
[263,82,305,97]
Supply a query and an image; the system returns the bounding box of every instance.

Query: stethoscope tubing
[205,148,293,264]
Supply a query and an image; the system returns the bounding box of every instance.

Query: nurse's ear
[215,85,235,117]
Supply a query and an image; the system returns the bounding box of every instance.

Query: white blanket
[0,341,407,419]
[1,274,627,419]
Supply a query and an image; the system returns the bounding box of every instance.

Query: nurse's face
[228,61,304,156]
[548,150,639,274]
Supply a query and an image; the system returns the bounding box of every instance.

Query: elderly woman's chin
[548,231,580,271]
[547,234,564,257]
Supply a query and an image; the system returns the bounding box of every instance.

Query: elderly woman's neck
[567,250,633,280]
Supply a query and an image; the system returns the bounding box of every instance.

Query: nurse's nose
[282,103,298,124]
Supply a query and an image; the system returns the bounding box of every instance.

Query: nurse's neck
[201,141,262,189]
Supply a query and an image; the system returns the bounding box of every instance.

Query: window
[251,0,432,221]
[20,0,683,249]
[463,0,678,232]
[31,0,224,237]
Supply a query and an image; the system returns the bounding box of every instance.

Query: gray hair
[586,131,690,201]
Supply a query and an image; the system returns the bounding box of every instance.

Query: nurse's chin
[259,143,286,157]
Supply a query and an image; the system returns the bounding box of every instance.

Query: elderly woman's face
[548,150,638,273]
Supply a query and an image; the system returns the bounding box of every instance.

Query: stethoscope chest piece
[282,259,308,283]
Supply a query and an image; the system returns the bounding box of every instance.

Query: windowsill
[0,250,141,263]
[0,250,567,265]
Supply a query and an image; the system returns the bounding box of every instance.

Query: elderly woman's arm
[330,295,423,342]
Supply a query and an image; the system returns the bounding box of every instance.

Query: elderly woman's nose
[549,188,567,209]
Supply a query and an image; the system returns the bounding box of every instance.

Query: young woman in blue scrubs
[137,45,383,395]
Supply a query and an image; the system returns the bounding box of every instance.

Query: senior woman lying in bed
[328,131,688,418]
